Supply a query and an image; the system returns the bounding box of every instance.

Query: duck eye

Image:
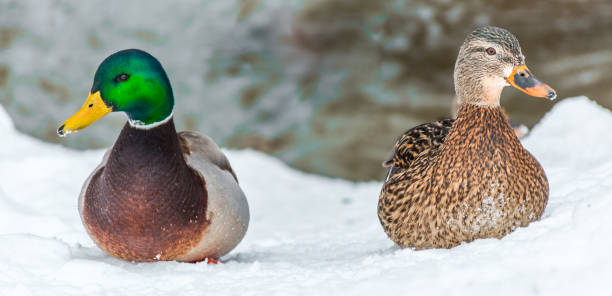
[116,73,130,82]
[486,47,496,55]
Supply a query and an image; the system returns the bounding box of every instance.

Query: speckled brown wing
[383,119,454,181]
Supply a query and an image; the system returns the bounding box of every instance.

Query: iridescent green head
[58,49,174,136]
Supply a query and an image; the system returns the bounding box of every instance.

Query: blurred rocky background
[1,0,611,180]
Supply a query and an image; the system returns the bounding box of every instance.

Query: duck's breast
[78,132,249,261]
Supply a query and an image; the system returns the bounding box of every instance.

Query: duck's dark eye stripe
[115,73,130,82]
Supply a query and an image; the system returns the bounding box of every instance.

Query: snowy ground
[0,96,611,295]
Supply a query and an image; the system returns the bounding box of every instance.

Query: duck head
[454,26,556,107]
[58,49,174,136]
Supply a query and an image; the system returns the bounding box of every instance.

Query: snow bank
[0,96,611,295]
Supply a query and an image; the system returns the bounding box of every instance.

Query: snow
[1,96,611,295]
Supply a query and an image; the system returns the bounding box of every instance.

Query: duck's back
[383,119,454,181]
[378,104,548,249]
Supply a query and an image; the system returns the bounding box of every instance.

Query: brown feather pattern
[378,103,548,249]
[383,119,454,181]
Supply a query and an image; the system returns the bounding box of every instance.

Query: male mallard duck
[58,49,249,262]
[378,26,556,249]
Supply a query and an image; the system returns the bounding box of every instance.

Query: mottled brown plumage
[383,119,454,181]
[378,26,554,249]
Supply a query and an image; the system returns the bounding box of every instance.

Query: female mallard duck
[57,49,249,262]
[378,26,556,249]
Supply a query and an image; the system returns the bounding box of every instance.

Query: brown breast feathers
[82,120,209,261]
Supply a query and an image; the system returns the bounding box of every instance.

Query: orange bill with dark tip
[506,64,556,100]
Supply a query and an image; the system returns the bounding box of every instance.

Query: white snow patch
[0,96,611,295]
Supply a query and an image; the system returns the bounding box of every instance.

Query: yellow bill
[57,91,112,137]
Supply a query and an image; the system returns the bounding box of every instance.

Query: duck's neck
[457,102,504,115]
[102,119,205,202]
[106,119,184,176]
[448,103,519,151]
